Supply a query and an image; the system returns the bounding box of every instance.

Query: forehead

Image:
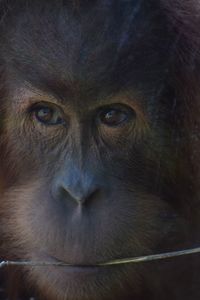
[1,0,171,102]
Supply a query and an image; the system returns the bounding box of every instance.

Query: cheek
[1,132,65,186]
[4,120,63,159]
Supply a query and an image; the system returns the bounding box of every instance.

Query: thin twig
[1,247,200,268]
[99,246,200,266]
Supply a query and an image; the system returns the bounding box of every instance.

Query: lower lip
[59,265,104,275]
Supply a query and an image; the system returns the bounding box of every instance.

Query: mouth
[48,255,110,273]
[31,254,117,278]
[27,253,111,273]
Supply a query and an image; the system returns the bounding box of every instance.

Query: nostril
[78,188,100,205]
[72,187,100,205]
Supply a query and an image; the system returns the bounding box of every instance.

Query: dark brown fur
[0,1,200,299]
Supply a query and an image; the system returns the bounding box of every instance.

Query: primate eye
[32,104,65,125]
[98,105,133,127]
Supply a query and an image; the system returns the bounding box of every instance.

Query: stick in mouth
[1,247,200,268]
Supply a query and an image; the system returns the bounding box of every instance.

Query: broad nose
[56,167,100,205]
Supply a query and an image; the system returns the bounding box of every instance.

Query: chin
[28,262,142,300]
